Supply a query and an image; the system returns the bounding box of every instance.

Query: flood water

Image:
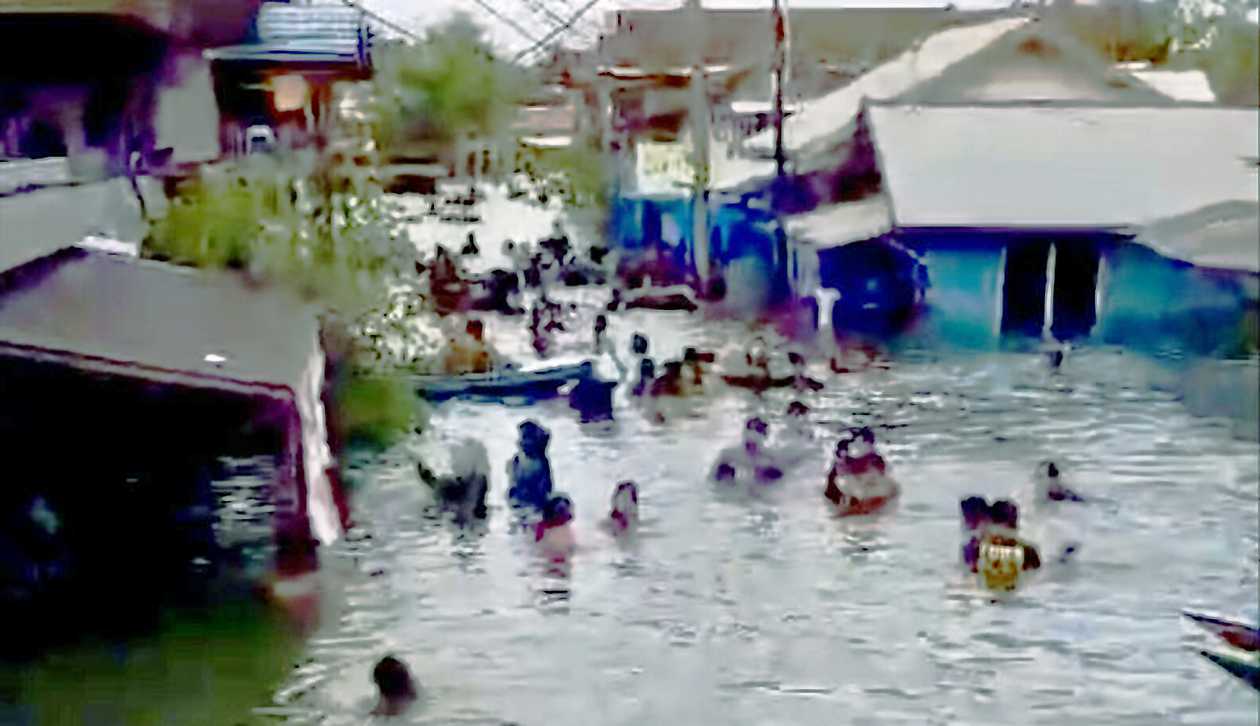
[272,303,1258,725]
[2,302,1255,725]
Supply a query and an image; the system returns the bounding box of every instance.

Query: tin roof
[205,2,368,67]
[0,248,319,397]
[868,103,1260,230]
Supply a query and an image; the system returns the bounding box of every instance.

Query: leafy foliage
[145,154,426,449]
[374,13,535,150]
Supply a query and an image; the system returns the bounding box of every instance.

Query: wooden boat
[610,285,699,312]
[720,373,794,391]
[1184,611,1260,652]
[1199,650,1260,691]
[412,362,593,402]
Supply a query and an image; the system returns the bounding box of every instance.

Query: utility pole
[771,0,789,180]
[687,0,711,286]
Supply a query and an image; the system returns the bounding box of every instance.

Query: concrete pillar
[687,0,711,283]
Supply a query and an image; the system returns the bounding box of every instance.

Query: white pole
[687,0,711,284]
[1042,243,1057,340]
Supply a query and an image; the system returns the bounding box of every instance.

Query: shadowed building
[0,246,341,623]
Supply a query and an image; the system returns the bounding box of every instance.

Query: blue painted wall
[1097,242,1257,356]
[609,192,790,305]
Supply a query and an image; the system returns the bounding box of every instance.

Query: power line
[513,0,602,62]
[338,0,420,41]
[468,0,543,44]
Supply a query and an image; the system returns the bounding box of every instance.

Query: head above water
[518,420,550,456]
[611,481,639,522]
[683,347,700,364]
[543,493,574,527]
[1037,461,1060,479]
[372,655,417,703]
[631,333,649,355]
[594,314,607,333]
[960,496,990,530]
[787,401,810,417]
[787,351,805,367]
[988,499,1019,530]
[638,358,656,381]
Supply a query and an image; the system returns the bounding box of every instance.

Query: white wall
[155,49,220,163]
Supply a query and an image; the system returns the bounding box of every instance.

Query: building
[0,0,257,277]
[0,246,342,597]
[205,2,373,156]
[0,0,257,175]
[798,102,1259,350]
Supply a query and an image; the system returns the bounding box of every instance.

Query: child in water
[508,421,555,511]
[711,417,785,485]
[371,655,418,716]
[959,497,1043,591]
[535,493,577,557]
[824,428,898,515]
[607,481,639,534]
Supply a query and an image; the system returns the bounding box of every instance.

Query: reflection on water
[4,306,1257,725]
[268,308,1258,725]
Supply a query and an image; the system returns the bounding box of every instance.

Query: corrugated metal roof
[206,2,368,66]
[257,3,363,40]
[869,104,1260,230]
[0,248,319,395]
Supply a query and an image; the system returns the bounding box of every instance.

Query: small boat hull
[1184,611,1260,652]
[412,362,592,402]
[1200,650,1260,691]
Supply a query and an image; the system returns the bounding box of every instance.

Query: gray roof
[786,196,893,248]
[868,104,1260,229]
[1137,201,1260,274]
[0,249,319,397]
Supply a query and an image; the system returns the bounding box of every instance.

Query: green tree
[374,13,534,155]
[145,154,428,451]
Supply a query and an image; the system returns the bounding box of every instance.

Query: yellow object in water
[979,536,1025,592]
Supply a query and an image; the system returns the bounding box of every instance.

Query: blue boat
[1200,650,1260,691]
[412,361,594,403]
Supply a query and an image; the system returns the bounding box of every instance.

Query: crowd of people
[380,213,1093,719]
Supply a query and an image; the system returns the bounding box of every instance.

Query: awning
[519,135,573,150]
[786,196,893,249]
[205,40,363,67]
[1135,201,1260,274]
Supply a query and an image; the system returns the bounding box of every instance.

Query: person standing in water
[607,481,639,534]
[824,428,898,515]
[1032,461,1085,503]
[535,493,576,557]
[631,358,656,398]
[788,351,824,392]
[416,439,489,526]
[711,417,785,484]
[592,314,626,379]
[508,421,555,511]
[973,499,1042,591]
